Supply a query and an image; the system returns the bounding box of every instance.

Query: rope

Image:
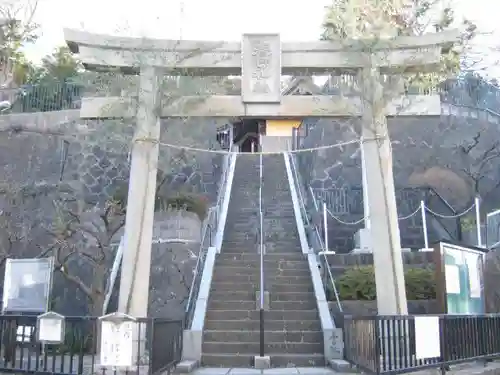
[325,203,421,225]
[130,137,382,155]
[326,208,366,225]
[398,206,421,221]
[425,202,476,219]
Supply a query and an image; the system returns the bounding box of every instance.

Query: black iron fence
[0,315,183,375]
[344,314,500,375]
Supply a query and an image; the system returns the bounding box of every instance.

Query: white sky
[23,0,500,76]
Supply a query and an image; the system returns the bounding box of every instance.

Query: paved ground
[189,368,339,375]
[187,362,500,375]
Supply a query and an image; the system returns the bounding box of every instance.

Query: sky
[22,0,500,77]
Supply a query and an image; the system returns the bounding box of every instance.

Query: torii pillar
[118,66,161,317]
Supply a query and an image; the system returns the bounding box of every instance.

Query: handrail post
[421,200,429,249]
[323,202,328,251]
[475,196,482,247]
[259,152,264,358]
[360,137,371,230]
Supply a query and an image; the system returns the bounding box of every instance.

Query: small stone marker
[99,312,137,368]
[37,311,65,343]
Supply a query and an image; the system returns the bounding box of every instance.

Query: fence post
[421,200,429,249]
[475,196,482,247]
[323,202,328,251]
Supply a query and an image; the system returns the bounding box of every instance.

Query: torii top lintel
[64,29,460,76]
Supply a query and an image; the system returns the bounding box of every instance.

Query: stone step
[224,218,259,222]
[217,253,305,261]
[208,300,256,310]
[220,244,259,249]
[202,330,323,343]
[215,259,309,269]
[205,309,318,321]
[210,282,255,292]
[264,241,302,247]
[269,300,317,310]
[201,353,325,367]
[269,283,315,294]
[210,279,315,291]
[211,274,312,284]
[210,291,255,300]
[264,248,302,254]
[211,266,310,277]
[270,291,317,302]
[204,319,322,331]
[222,236,257,242]
[202,341,323,355]
[220,250,259,255]
[220,249,260,255]
[222,235,258,240]
[265,249,303,255]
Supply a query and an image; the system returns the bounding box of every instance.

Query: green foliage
[46,327,95,355]
[159,191,209,220]
[460,215,476,232]
[320,0,477,88]
[333,265,436,301]
[112,182,209,221]
[11,46,83,112]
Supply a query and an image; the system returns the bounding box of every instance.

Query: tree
[455,130,500,203]
[0,182,45,267]
[0,0,39,87]
[42,189,126,316]
[321,0,476,91]
[13,46,83,112]
[40,46,81,82]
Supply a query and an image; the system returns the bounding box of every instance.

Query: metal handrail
[185,207,214,328]
[309,189,342,312]
[185,137,234,328]
[103,235,124,314]
[288,153,342,312]
[258,152,265,357]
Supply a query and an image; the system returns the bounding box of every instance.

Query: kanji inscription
[242,34,281,103]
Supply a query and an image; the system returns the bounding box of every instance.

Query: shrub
[158,191,208,220]
[112,184,209,220]
[332,265,436,301]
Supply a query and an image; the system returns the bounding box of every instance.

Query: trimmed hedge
[327,265,436,301]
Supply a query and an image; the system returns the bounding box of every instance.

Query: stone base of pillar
[254,355,271,369]
[255,291,269,310]
[350,246,412,254]
[353,228,373,252]
[96,364,149,375]
[419,248,433,252]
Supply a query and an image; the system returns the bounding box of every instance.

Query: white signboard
[39,319,63,342]
[414,316,441,359]
[445,265,460,294]
[37,312,65,343]
[2,258,54,313]
[100,320,134,367]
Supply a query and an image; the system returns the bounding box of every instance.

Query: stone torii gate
[65,29,458,316]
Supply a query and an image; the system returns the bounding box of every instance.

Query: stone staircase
[261,154,324,367]
[201,154,324,367]
[202,154,260,367]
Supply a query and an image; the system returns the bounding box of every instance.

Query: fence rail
[310,185,482,250]
[344,314,500,375]
[2,77,500,115]
[0,314,183,375]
